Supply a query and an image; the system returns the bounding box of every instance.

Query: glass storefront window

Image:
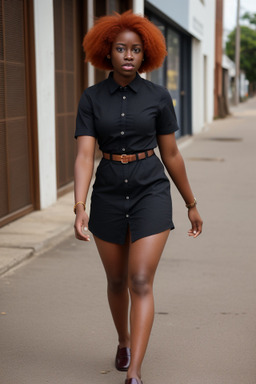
[167,29,181,129]
[147,17,166,87]
[146,10,192,137]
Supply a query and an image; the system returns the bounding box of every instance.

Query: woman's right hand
[74,209,91,241]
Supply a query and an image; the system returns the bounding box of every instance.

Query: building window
[0,0,37,226]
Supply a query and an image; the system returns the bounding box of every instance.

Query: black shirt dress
[75,72,179,244]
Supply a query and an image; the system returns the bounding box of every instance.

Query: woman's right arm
[74,135,96,241]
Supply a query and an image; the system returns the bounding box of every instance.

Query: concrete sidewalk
[0,97,255,276]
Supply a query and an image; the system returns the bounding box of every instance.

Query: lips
[122,64,134,69]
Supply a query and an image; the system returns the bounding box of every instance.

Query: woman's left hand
[187,207,203,238]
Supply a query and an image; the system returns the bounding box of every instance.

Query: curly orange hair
[83,10,167,73]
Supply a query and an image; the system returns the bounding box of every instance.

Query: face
[110,30,144,84]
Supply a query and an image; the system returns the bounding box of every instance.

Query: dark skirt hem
[89,224,175,245]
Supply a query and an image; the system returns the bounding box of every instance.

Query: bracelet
[73,201,86,214]
[185,198,197,209]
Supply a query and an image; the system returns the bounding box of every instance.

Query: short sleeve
[156,89,179,135]
[74,91,97,139]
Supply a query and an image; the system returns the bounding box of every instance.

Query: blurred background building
[1,0,216,226]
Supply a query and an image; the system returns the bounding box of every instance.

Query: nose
[125,49,134,60]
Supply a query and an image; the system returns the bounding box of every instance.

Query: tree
[241,12,256,29]
[226,24,256,83]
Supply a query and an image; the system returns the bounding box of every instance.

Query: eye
[133,47,141,54]
[116,47,124,53]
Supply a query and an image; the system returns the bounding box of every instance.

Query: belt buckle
[121,154,128,164]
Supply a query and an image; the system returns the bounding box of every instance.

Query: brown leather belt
[103,149,154,164]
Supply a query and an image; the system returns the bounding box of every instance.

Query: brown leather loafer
[115,346,131,371]
[125,379,143,384]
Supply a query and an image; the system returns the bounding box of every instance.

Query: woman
[74,11,203,384]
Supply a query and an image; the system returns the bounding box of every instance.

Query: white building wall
[199,0,215,128]
[192,38,203,134]
[87,0,95,87]
[189,0,216,131]
[188,0,204,133]
[133,0,144,15]
[33,0,57,209]
[207,8,216,125]
[188,0,205,39]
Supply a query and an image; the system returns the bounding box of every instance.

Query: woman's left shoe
[115,346,131,371]
[125,379,143,384]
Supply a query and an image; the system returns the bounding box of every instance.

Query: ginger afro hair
[83,10,167,73]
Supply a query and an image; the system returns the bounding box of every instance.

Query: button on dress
[75,72,179,244]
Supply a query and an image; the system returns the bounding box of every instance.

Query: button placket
[120,88,127,153]
[123,165,130,220]
[119,87,130,220]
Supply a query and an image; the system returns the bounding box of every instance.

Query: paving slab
[0,247,33,276]
[0,192,74,275]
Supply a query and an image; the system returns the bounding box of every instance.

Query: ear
[107,54,111,59]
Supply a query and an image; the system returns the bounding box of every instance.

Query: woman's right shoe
[125,379,143,384]
[115,346,131,371]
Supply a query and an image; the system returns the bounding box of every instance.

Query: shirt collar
[107,72,142,94]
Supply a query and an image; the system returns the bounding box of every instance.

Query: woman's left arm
[157,133,203,238]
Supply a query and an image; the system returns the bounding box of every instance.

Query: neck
[113,72,136,87]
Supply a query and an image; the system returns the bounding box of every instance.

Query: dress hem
[89,225,175,245]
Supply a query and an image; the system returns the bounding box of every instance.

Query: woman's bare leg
[127,230,170,381]
[94,234,130,348]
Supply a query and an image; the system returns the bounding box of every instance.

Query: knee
[129,274,152,297]
[107,276,127,294]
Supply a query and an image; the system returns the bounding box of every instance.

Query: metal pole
[235,0,241,105]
